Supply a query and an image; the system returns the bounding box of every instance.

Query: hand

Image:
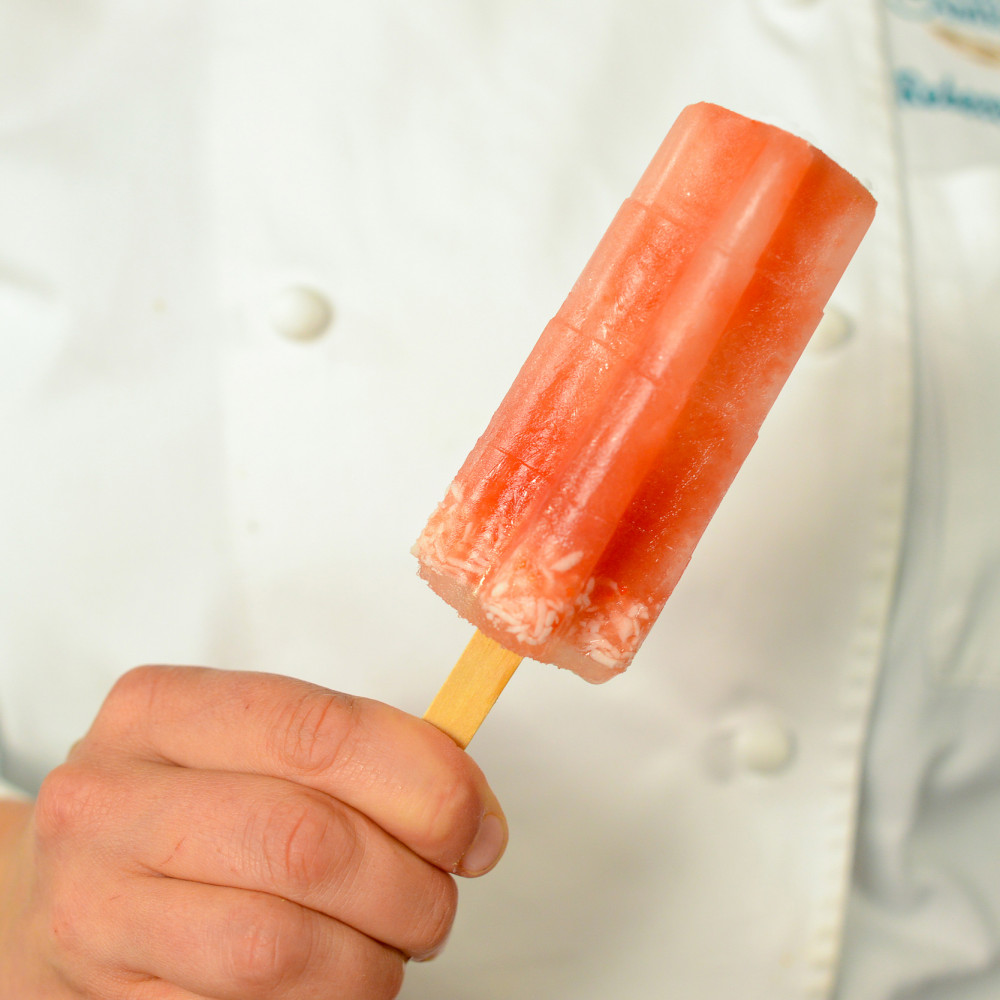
[0,666,507,999]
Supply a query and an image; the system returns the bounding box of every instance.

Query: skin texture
[0,666,507,999]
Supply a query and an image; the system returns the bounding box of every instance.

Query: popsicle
[417,102,876,746]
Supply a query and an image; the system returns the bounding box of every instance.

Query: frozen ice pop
[417,102,875,744]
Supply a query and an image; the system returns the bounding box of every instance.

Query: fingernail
[459,813,506,876]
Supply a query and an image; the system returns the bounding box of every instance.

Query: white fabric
[837,5,1000,1000]
[0,777,29,803]
[1,1,998,998]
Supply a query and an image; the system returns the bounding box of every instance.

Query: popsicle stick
[424,630,522,748]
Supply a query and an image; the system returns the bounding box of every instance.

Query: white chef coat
[1,2,998,998]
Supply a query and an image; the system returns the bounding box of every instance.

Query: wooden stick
[424,630,522,748]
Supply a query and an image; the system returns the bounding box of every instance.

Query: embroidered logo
[895,67,1000,120]
[887,0,1000,30]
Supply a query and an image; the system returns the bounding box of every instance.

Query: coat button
[734,718,796,774]
[809,306,853,352]
[269,285,333,341]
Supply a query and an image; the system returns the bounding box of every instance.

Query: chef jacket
[1,1,999,998]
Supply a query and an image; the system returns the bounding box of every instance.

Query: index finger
[82,665,507,875]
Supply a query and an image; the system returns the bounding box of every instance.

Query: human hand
[0,666,507,999]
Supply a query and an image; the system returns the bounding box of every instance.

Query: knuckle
[271,688,357,777]
[226,896,312,994]
[256,793,363,896]
[96,664,175,738]
[104,664,161,710]
[34,763,113,843]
